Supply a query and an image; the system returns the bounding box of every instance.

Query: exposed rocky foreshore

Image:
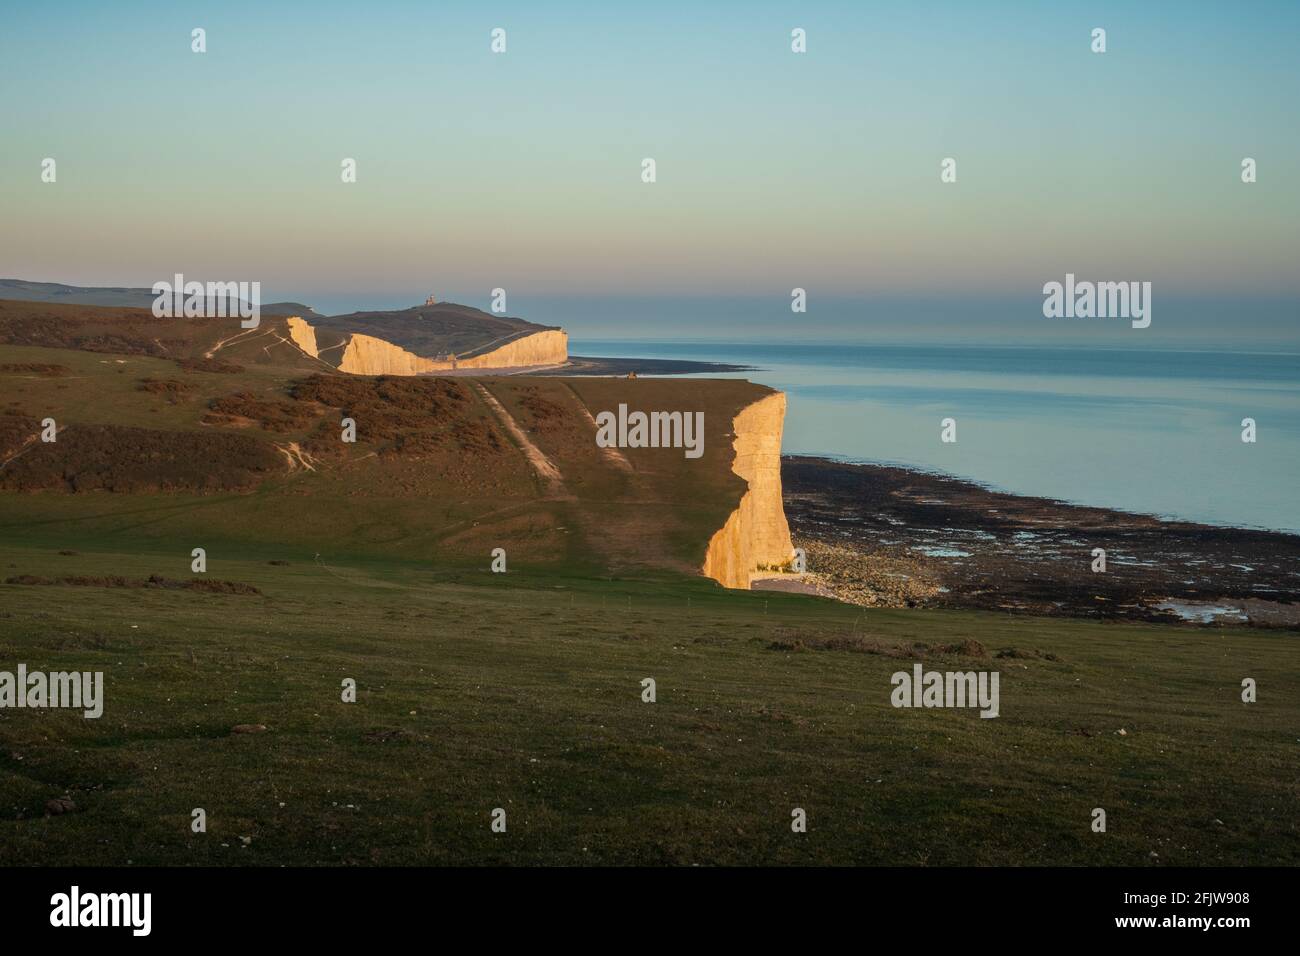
[774,456,1300,628]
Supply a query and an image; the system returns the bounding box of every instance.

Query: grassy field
[1,541,1295,867]
[0,342,766,578]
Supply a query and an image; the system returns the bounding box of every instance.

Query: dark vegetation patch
[516,386,568,432]
[767,631,990,659]
[268,559,290,566]
[931,639,988,657]
[0,363,69,377]
[136,378,197,402]
[4,573,261,595]
[0,304,179,357]
[170,577,261,594]
[205,391,318,432]
[0,422,284,492]
[995,646,1062,662]
[440,419,504,455]
[291,374,503,456]
[0,412,40,459]
[176,357,243,374]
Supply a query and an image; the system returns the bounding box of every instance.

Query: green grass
[1,542,1295,866]
[0,343,294,432]
[0,345,766,578]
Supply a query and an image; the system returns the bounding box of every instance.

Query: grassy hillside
[0,338,767,578]
[0,299,324,372]
[0,296,556,374]
[0,543,1295,866]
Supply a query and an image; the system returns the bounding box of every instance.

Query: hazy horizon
[4,279,1297,350]
[3,0,1297,346]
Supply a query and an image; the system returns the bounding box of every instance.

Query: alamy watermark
[0,664,103,718]
[891,664,999,718]
[1042,273,1151,329]
[50,886,150,936]
[595,404,704,459]
[151,273,260,328]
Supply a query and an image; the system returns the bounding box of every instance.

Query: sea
[573,341,1300,534]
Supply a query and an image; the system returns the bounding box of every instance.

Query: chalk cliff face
[285,316,319,357]
[338,332,442,375]
[702,391,794,589]
[284,317,567,374]
[455,330,569,369]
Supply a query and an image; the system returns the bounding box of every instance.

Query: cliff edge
[286,316,567,374]
[701,391,794,589]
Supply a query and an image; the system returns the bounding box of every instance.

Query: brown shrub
[996,647,1062,662]
[5,574,260,595]
[517,387,567,432]
[137,378,197,402]
[0,363,69,376]
[57,575,134,587]
[767,638,806,652]
[0,423,285,492]
[0,300,187,357]
[767,632,919,657]
[447,418,504,453]
[932,639,987,658]
[0,412,40,459]
[290,374,498,457]
[176,357,243,374]
[766,631,987,660]
[206,392,317,432]
[152,575,261,595]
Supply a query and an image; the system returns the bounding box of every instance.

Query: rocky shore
[776,456,1300,628]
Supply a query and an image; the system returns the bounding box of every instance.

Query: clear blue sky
[2,0,1297,343]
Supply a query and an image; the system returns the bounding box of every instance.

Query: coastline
[776,455,1300,628]
[532,354,758,376]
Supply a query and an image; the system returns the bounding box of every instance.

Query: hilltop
[0,278,315,317]
[0,283,568,373]
[313,302,558,359]
[0,289,762,378]
[289,302,568,373]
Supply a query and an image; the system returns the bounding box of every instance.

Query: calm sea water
[574,341,1300,533]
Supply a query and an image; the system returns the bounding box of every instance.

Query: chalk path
[472,382,565,496]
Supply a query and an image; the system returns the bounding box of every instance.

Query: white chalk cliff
[285,317,567,374]
[701,391,794,589]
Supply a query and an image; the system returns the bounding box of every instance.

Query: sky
[1,0,1297,344]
